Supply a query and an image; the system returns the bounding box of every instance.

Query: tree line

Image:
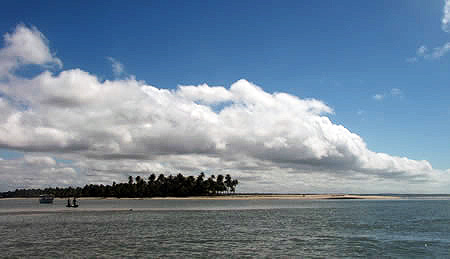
[0,173,239,198]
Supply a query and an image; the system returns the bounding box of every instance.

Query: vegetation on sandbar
[0,173,239,198]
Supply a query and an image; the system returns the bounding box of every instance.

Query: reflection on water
[1,199,449,257]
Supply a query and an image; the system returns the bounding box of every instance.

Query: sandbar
[77,194,399,200]
[0,194,400,201]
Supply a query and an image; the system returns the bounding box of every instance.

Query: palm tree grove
[0,173,239,198]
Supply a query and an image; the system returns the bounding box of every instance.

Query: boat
[39,194,54,204]
[66,197,79,208]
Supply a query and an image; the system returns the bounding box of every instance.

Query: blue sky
[0,1,449,192]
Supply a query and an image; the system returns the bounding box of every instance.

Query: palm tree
[126,176,134,197]
[147,174,156,196]
[230,179,239,193]
[195,172,206,195]
[148,173,156,183]
[216,174,226,195]
[225,174,232,194]
[135,176,146,197]
[128,176,134,185]
[156,174,166,196]
[186,176,195,195]
[207,175,217,195]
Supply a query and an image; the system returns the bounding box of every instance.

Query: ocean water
[1,198,449,258]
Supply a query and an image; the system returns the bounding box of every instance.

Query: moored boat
[66,197,79,208]
[39,194,54,204]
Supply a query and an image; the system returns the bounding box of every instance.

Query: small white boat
[39,194,54,204]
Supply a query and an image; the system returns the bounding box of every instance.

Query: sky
[0,0,449,193]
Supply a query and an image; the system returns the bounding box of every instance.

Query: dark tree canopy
[0,173,239,198]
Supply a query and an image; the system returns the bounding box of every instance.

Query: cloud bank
[0,25,448,193]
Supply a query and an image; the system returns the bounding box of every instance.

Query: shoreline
[1,194,400,200]
[143,194,400,200]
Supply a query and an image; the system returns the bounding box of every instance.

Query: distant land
[3,192,448,201]
[2,171,449,200]
[0,173,238,199]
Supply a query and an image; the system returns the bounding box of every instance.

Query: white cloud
[0,24,61,77]
[409,1,450,61]
[24,154,56,167]
[0,25,448,193]
[107,57,124,77]
[429,42,450,59]
[177,84,233,104]
[373,88,403,101]
[417,45,428,56]
[0,155,81,191]
[443,0,450,32]
[409,43,450,61]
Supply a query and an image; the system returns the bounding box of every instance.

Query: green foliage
[0,173,239,198]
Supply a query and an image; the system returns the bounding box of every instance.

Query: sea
[1,197,449,258]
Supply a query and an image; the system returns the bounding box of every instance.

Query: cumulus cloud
[0,24,61,78]
[0,155,81,191]
[0,25,448,193]
[24,154,56,167]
